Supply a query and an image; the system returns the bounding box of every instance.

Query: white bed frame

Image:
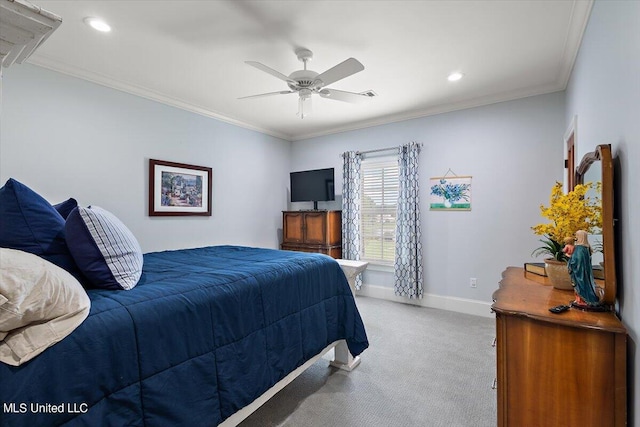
[219,340,360,426]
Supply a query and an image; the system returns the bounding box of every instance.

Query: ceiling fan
[239,48,374,119]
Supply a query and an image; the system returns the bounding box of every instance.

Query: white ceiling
[26,0,593,141]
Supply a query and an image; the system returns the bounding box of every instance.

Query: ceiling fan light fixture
[447,72,464,82]
[297,89,312,119]
[84,17,111,33]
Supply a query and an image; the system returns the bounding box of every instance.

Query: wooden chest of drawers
[492,267,626,427]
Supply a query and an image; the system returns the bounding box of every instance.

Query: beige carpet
[239,296,497,427]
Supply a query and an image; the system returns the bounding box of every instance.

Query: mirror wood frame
[575,144,616,306]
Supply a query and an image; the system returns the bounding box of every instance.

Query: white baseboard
[355,284,494,318]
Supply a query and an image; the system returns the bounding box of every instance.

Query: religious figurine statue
[562,236,575,258]
[568,230,601,308]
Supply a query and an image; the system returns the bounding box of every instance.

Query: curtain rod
[340,143,423,158]
[356,146,398,155]
[356,142,423,156]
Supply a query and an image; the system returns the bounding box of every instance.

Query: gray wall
[565,0,639,423]
[291,92,566,303]
[0,65,291,253]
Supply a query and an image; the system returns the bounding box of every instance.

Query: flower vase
[544,259,573,290]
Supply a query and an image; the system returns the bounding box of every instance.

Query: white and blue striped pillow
[65,206,143,290]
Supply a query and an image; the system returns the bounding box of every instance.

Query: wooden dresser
[492,267,627,427]
[281,210,341,259]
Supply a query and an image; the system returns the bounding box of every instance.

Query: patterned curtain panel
[342,151,363,290]
[394,142,423,298]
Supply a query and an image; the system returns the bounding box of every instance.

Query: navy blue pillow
[53,197,78,219]
[66,206,143,290]
[0,178,79,275]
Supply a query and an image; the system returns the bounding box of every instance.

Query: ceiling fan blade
[315,58,364,87]
[319,89,369,103]
[238,90,295,100]
[245,61,296,84]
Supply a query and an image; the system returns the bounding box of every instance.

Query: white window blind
[360,156,398,264]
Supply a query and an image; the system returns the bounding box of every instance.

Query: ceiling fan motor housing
[288,70,321,91]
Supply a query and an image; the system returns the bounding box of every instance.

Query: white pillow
[0,248,91,366]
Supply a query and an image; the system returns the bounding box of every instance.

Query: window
[360,156,398,264]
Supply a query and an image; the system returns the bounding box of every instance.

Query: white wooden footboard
[219,339,360,426]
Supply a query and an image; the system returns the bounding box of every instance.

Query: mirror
[583,162,602,266]
[575,144,616,306]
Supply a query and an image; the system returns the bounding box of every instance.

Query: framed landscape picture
[429,176,472,211]
[149,159,212,216]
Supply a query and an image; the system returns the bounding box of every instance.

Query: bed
[0,245,369,426]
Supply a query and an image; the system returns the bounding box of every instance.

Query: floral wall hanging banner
[429,176,472,211]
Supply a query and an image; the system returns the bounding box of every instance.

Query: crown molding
[26,54,292,141]
[556,0,594,90]
[558,0,594,89]
[26,53,566,143]
[290,82,566,142]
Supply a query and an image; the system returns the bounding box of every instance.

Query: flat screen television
[290,168,335,210]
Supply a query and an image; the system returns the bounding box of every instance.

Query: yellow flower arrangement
[532,182,602,261]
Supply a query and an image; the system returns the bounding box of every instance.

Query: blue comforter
[0,246,368,426]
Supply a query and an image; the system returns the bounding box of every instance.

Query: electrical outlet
[470,278,477,288]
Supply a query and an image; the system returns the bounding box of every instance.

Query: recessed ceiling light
[447,72,464,82]
[84,17,111,33]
